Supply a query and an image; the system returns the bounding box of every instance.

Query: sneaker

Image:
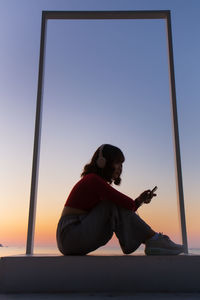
[145,233,184,255]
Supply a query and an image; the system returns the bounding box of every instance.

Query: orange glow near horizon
[2,205,199,248]
[1,216,200,248]
[1,183,200,248]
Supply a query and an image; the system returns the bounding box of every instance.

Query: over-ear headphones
[96,144,106,168]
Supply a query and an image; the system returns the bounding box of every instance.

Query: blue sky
[0,0,200,249]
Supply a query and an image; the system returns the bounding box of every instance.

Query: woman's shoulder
[82,173,106,183]
[71,173,100,190]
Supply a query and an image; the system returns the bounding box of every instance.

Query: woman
[57,144,183,255]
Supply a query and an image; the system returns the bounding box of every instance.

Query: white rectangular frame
[26,10,188,254]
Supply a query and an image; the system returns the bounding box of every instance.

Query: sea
[1,245,200,257]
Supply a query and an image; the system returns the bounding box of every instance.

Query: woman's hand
[138,189,157,205]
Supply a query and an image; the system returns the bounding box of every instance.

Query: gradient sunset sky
[1,0,200,251]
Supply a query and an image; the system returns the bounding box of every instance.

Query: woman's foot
[145,233,184,255]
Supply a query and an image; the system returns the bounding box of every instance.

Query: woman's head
[81,144,125,185]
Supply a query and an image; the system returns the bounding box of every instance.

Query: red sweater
[65,173,138,211]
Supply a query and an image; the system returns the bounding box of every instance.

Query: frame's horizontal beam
[43,10,170,20]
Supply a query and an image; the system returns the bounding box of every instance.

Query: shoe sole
[145,247,183,256]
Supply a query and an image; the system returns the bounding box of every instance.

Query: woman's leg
[113,206,155,254]
[57,201,154,255]
[113,205,184,255]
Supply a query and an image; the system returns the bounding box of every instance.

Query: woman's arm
[89,174,138,211]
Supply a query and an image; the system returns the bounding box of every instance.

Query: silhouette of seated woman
[57,144,183,255]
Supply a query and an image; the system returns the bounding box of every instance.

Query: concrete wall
[0,255,200,293]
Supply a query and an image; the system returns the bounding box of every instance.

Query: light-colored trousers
[56,201,153,255]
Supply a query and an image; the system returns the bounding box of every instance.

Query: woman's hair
[81,144,125,185]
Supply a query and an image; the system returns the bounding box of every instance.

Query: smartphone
[151,186,158,193]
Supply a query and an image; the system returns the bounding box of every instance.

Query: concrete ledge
[0,255,200,293]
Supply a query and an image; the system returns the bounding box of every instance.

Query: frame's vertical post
[26,13,47,255]
[166,12,188,253]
